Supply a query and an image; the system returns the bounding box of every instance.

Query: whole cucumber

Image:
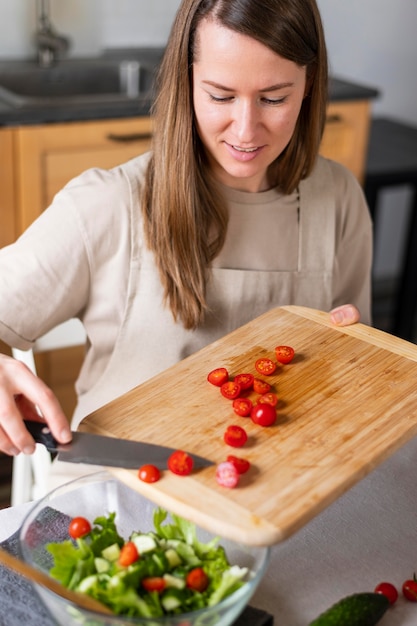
[309,592,390,626]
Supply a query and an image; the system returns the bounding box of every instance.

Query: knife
[24,420,213,470]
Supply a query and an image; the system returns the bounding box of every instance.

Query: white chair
[10,318,86,505]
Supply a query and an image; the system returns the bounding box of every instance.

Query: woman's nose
[232,100,258,142]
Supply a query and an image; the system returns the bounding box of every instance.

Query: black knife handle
[24,419,59,453]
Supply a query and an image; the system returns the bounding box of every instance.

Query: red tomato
[224,424,248,447]
[142,576,166,593]
[119,541,139,566]
[216,461,239,488]
[275,345,295,364]
[138,464,161,483]
[251,403,276,427]
[68,516,91,539]
[167,450,194,476]
[255,358,277,376]
[257,392,278,407]
[374,582,398,605]
[207,367,229,387]
[227,454,251,474]
[186,567,209,592]
[234,373,254,391]
[220,380,242,400]
[232,397,253,417]
[253,378,271,394]
[403,578,417,601]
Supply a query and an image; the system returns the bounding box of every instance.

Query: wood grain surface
[81,306,417,546]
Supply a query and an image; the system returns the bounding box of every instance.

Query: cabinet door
[15,116,152,233]
[0,128,16,248]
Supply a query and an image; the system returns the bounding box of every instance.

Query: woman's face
[193,19,307,192]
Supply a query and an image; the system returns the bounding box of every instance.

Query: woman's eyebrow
[201,80,294,92]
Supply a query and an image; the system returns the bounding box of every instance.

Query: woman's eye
[261,96,286,105]
[209,94,233,103]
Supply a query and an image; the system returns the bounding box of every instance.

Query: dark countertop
[0,48,380,127]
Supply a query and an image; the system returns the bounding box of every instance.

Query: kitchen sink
[0,58,155,108]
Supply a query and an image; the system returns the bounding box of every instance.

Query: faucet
[35,0,70,67]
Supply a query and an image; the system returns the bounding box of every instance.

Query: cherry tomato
[186,567,209,592]
[257,392,278,407]
[275,345,295,364]
[232,397,253,417]
[138,464,161,483]
[234,373,254,391]
[251,403,276,427]
[68,516,91,539]
[220,380,242,400]
[403,578,417,601]
[167,450,194,476]
[142,576,166,593]
[374,582,398,604]
[119,541,139,566]
[253,378,271,394]
[255,358,277,376]
[224,424,248,447]
[227,454,251,474]
[207,367,229,387]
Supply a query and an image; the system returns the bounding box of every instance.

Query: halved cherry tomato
[138,464,161,483]
[119,541,139,566]
[167,450,194,476]
[375,582,398,604]
[251,403,276,427]
[403,578,417,602]
[232,397,253,417]
[275,345,295,364]
[207,367,229,387]
[142,576,166,593]
[186,567,209,592]
[234,373,254,391]
[227,454,251,474]
[257,392,278,407]
[255,358,277,376]
[216,461,239,488]
[220,380,242,400]
[224,424,248,447]
[68,516,91,539]
[253,378,271,394]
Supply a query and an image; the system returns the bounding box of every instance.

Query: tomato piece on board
[224,424,248,447]
[68,516,91,539]
[167,450,194,476]
[227,454,251,474]
[403,579,417,601]
[232,397,253,417]
[138,464,161,483]
[142,576,166,593]
[275,345,295,364]
[220,380,242,400]
[119,541,139,566]
[215,461,239,488]
[255,358,277,376]
[257,392,279,407]
[251,403,277,427]
[186,567,209,592]
[207,367,229,387]
[234,373,254,391]
[374,582,398,604]
[253,378,271,394]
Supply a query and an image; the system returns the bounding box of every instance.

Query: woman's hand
[0,354,72,456]
[329,304,361,326]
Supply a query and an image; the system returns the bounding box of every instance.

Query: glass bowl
[19,471,270,626]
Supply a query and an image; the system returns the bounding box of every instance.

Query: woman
[0,0,372,457]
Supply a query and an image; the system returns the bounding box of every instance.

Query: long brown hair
[142,0,328,329]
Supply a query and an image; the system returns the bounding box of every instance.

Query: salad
[46,508,249,618]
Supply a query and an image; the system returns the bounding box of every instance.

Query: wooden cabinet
[0,128,16,248]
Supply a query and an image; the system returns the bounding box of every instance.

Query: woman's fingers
[330,304,361,326]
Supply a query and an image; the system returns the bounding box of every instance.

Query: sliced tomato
[220,380,242,400]
[257,392,278,407]
[138,464,161,483]
[255,358,277,376]
[227,454,251,474]
[142,576,166,593]
[253,378,271,394]
[275,345,295,364]
[167,450,194,476]
[232,397,253,417]
[251,403,277,427]
[207,367,229,387]
[224,424,248,447]
[234,373,254,391]
[68,516,91,539]
[186,567,209,592]
[119,541,139,566]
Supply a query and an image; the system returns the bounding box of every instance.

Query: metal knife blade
[24,420,213,470]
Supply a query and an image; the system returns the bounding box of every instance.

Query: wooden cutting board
[81,306,417,546]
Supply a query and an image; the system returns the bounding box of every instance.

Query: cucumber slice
[101,542,121,562]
